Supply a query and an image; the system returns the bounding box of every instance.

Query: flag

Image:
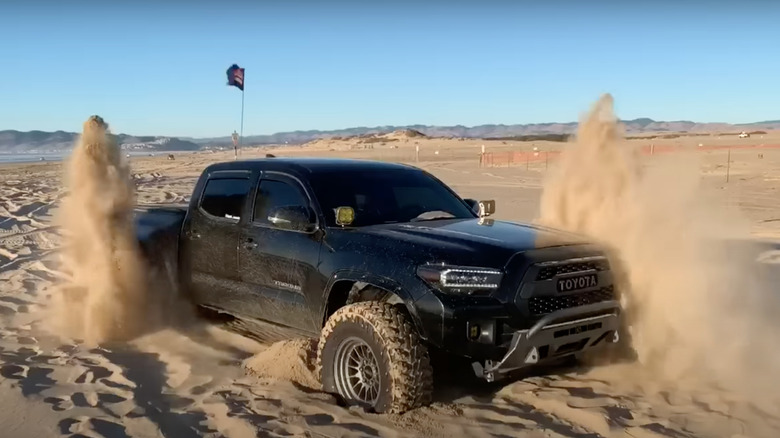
[226,64,245,91]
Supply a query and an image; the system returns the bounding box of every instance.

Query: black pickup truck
[134,157,622,413]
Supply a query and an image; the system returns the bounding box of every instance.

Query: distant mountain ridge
[2,118,779,152]
[192,118,780,147]
[0,130,201,154]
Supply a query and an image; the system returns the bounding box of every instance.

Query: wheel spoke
[348,355,360,366]
[358,382,369,400]
[356,346,367,362]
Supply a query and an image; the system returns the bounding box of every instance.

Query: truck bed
[133,203,188,289]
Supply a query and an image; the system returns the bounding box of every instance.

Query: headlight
[417,264,503,294]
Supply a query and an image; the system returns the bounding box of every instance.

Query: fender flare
[322,269,429,341]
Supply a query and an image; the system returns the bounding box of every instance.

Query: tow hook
[483,363,496,383]
[472,360,496,383]
[524,347,539,364]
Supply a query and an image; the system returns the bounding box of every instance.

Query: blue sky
[1,1,779,138]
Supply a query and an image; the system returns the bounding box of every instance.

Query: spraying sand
[538,94,780,408]
[49,116,153,345]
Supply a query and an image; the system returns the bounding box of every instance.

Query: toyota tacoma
[134,157,622,413]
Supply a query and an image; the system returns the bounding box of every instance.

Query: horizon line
[3,117,780,140]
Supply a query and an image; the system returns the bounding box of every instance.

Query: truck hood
[357,218,590,254]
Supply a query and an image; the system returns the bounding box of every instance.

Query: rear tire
[316,301,433,413]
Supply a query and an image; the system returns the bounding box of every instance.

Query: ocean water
[0,151,184,165]
[0,153,69,164]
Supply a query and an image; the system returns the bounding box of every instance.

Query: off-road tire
[316,301,434,414]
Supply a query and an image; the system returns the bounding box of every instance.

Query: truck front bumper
[471,300,621,382]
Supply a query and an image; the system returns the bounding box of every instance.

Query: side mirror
[267,205,316,232]
[464,198,479,213]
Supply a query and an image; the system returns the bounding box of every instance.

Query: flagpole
[239,88,245,158]
[226,64,245,159]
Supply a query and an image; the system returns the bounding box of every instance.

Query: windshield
[309,168,477,227]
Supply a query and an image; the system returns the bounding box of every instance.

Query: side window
[253,179,310,224]
[199,177,251,220]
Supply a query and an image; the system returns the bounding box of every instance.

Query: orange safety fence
[479,150,560,167]
[480,143,780,167]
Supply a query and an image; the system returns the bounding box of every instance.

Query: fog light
[467,323,480,341]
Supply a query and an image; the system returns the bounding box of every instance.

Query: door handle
[243,238,258,250]
[186,230,201,239]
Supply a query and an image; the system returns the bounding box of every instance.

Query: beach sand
[2,103,780,437]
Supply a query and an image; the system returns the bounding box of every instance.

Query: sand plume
[537,94,780,404]
[49,115,151,345]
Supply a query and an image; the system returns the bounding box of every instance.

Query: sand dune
[1,104,780,437]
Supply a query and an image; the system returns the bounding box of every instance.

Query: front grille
[536,258,610,281]
[529,286,615,315]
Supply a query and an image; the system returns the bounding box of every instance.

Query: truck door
[237,171,323,333]
[180,170,252,314]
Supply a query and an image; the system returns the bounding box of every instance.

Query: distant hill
[2,118,779,152]
[192,118,780,147]
[0,130,201,153]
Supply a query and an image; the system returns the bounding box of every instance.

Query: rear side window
[253,179,310,224]
[200,177,251,220]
